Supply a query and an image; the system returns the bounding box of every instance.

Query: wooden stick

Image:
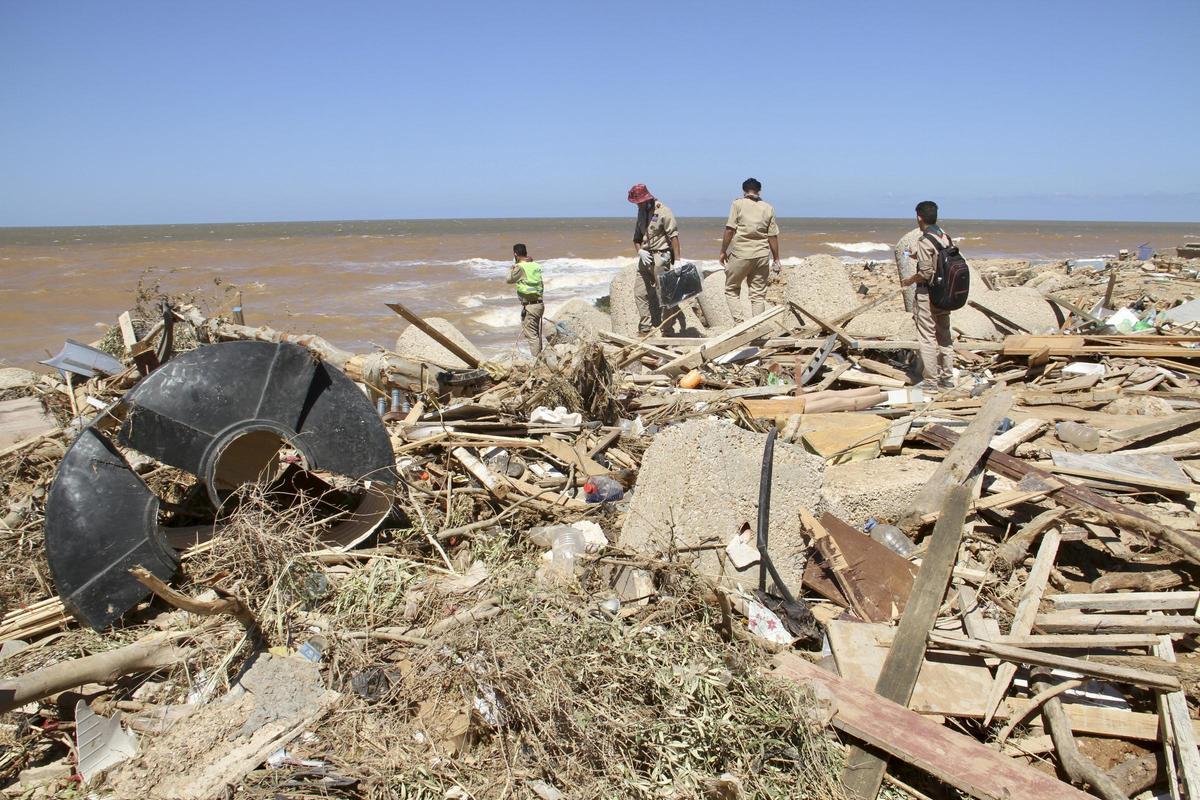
[130,567,258,633]
[994,678,1084,747]
[1031,668,1131,800]
[983,528,1061,725]
[0,634,186,714]
[841,485,972,800]
[1155,635,1200,800]
[386,301,481,368]
[451,447,510,499]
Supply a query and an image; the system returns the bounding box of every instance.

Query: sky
[1,0,1197,226]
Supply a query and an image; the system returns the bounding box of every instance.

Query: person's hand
[771,258,782,273]
[719,251,728,266]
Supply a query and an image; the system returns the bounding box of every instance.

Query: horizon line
[4,213,1200,232]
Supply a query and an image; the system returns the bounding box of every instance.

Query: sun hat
[627,184,655,204]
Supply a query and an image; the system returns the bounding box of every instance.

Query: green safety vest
[516,260,543,297]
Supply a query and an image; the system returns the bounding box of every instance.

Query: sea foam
[824,241,891,253]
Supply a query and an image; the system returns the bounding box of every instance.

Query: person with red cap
[627,183,680,334]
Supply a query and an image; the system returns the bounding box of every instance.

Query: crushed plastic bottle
[543,528,586,580]
[583,475,624,503]
[298,633,327,663]
[1055,421,1100,451]
[863,518,916,558]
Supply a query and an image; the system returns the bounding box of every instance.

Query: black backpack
[923,231,970,310]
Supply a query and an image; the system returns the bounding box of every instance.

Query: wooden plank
[930,634,1181,691]
[803,509,917,623]
[898,387,1014,530]
[597,329,681,360]
[771,652,1096,800]
[856,357,909,384]
[539,435,608,477]
[117,310,139,352]
[989,419,1047,455]
[1156,635,1200,800]
[0,397,59,449]
[1097,411,1200,453]
[841,486,972,800]
[1034,613,1200,635]
[982,529,1061,724]
[788,301,857,348]
[654,306,788,375]
[1049,592,1200,613]
[881,418,912,455]
[994,633,1161,649]
[1042,463,1195,494]
[386,301,481,368]
[836,368,906,389]
[828,620,996,716]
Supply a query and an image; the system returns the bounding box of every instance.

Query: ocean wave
[472,308,522,328]
[824,241,891,253]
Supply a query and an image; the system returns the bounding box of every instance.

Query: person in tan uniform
[719,178,780,323]
[899,200,954,391]
[894,226,922,312]
[627,183,680,334]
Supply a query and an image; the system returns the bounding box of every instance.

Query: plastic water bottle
[298,633,327,663]
[550,528,586,576]
[584,476,624,503]
[863,518,916,558]
[1056,421,1100,451]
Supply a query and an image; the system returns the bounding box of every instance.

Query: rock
[820,455,940,527]
[696,270,749,333]
[783,255,860,322]
[16,761,71,790]
[393,317,483,369]
[0,368,37,391]
[845,310,918,340]
[607,264,709,338]
[1105,395,1176,417]
[620,419,826,592]
[950,304,1000,341]
[973,287,1064,334]
[550,299,611,340]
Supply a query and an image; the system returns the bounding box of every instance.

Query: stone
[0,368,37,391]
[549,298,611,340]
[620,418,826,593]
[393,317,483,369]
[782,255,860,322]
[696,269,750,333]
[820,455,940,527]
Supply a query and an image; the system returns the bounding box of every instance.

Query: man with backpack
[900,200,968,391]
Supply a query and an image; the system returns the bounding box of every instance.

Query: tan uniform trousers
[634,250,672,333]
[521,297,544,356]
[723,255,769,323]
[912,286,953,381]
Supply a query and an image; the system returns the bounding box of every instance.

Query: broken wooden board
[827,620,994,717]
[0,397,58,449]
[771,652,1096,800]
[1049,451,1193,493]
[805,511,917,623]
[1002,334,1200,359]
[798,412,892,464]
[539,435,609,477]
[654,305,788,375]
[1096,411,1200,453]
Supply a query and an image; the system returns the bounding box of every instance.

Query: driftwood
[0,634,186,714]
[131,567,259,634]
[1032,668,1130,800]
[992,508,1066,578]
[1066,507,1200,566]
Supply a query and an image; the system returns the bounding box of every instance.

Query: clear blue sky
[1,0,1197,226]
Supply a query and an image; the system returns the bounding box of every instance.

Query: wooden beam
[772,653,1096,800]
[929,634,1181,691]
[1097,411,1200,454]
[898,387,1014,531]
[654,306,788,375]
[841,486,972,800]
[1033,613,1200,635]
[788,301,856,348]
[989,419,1047,454]
[386,301,481,368]
[993,633,1160,649]
[1155,635,1200,800]
[982,529,1061,725]
[1049,592,1200,613]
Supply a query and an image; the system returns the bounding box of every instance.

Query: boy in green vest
[506,243,544,356]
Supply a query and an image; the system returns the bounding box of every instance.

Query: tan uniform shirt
[913,227,952,282]
[725,196,779,259]
[640,201,678,252]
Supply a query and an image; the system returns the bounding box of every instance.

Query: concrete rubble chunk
[696,270,749,334]
[783,255,860,322]
[0,367,38,391]
[550,298,612,340]
[393,317,484,369]
[820,455,941,527]
[620,418,826,593]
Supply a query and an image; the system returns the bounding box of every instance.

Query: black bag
[658,261,703,307]
[923,232,970,310]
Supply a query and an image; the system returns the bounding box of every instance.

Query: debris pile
[3,247,1200,799]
